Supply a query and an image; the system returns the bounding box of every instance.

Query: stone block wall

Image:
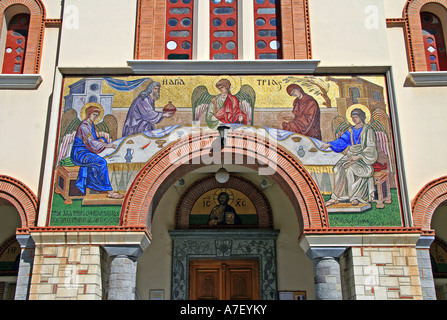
[29,245,103,300]
[341,246,423,300]
[100,247,112,299]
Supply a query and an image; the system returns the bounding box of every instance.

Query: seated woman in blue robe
[70,105,123,199]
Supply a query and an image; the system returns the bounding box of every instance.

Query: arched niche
[175,174,273,229]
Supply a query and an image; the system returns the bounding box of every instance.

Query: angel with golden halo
[320,105,379,207]
[192,78,255,129]
[58,103,123,199]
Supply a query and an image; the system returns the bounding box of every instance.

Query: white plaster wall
[309,0,390,66]
[0,12,60,195]
[385,23,447,200]
[58,0,137,68]
[269,181,316,300]
[383,0,407,18]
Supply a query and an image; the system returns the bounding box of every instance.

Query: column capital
[306,247,347,261]
[416,235,435,249]
[103,245,144,261]
[16,234,35,249]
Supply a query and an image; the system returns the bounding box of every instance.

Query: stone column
[416,235,436,300]
[104,245,143,300]
[306,247,346,300]
[14,234,35,300]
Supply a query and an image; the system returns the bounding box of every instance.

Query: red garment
[373,162,387,172]
[215,94,247,124]
[282,94,321,140]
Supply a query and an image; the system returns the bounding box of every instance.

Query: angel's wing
[96,114,118,142]
[103,114,118,141]
[59,109,80,140]
[331,115,350,140]
[191,85,214,121]
[370,108,395,173]
[57,109,81,165]
[235,84,256,125]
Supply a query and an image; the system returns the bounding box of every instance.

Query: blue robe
[70,120,113,194]
[329,126,363,152]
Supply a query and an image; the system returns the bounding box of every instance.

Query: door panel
[227,268,256,300]
[190,260,259,300]
[195,268,222,300]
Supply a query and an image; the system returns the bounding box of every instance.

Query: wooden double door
[189,259,260,300]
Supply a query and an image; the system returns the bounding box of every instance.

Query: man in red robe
[282,84,322,140]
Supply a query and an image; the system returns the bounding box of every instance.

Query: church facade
[1,0,447,301]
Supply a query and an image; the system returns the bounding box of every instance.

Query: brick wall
[135,0,166,59]
[135,0,311,60]
[29,245,103,300]
[341,246,422,300]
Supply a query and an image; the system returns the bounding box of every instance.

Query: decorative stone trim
[169,229,279,300]
[299,233,421,254]
[407,71,447,86]
[0,74,42,89]
[29,227,151,249]
[127,60,320,75]
[301,227,424,236]
[175,174,273,229]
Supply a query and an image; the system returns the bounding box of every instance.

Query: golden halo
[80,102,104,124]
[213,188,234,206]
[211,76,240,95]
[346,104,371,126]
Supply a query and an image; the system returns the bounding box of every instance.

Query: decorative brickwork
[175,174,273,229]
[341,246,423,300]
[29,245,103,300]
[135,0,166,60]
[411,175,447,231]
[388,0,447,71]
[280,0,312,59]
[135,0,312,60]
[0,175,37,232]
[120,131,327,235]
[0,0,46,74]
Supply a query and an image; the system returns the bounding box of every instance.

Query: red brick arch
[0,0,46,74]
[119,131,328,236]
[175,174,273,229]
[403,0,447,71]
[411,175,447,231]
[0,175,38,232]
